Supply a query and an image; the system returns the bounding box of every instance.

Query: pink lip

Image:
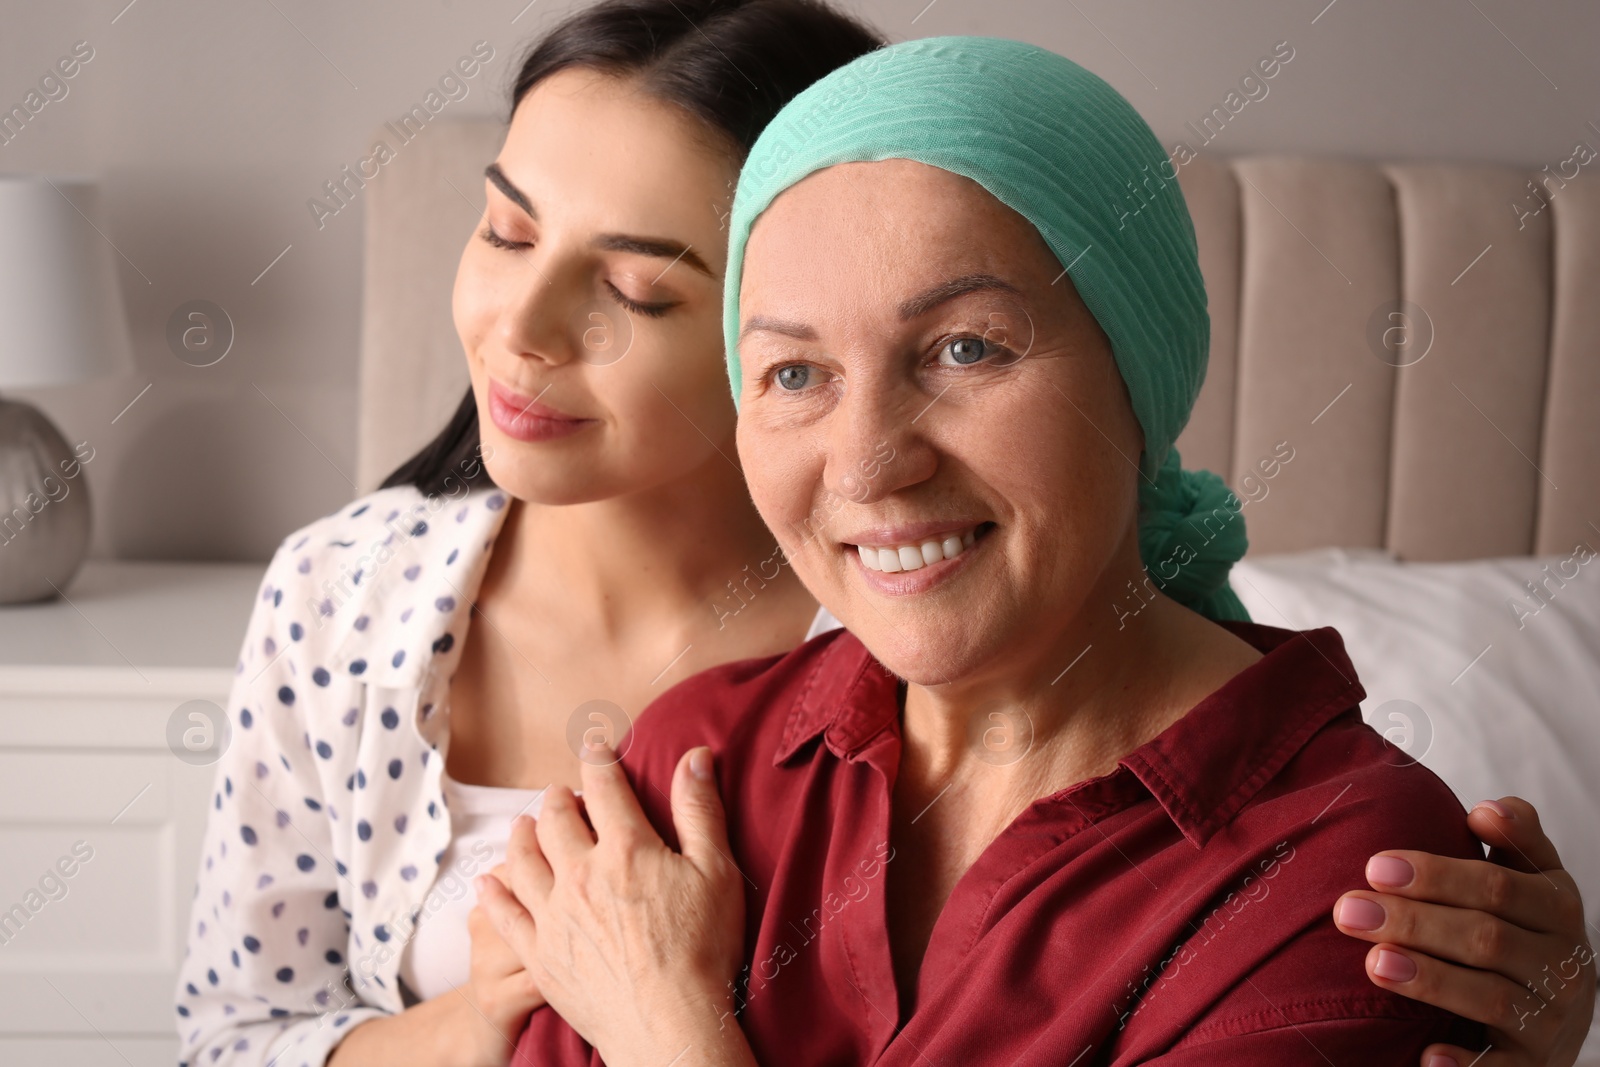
[840,520,985,547]
[487,379,594,443]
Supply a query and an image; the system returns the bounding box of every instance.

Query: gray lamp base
[0,396,92,604]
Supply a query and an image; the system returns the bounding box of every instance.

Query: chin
[483,455,614,506]
[826,598,988,687]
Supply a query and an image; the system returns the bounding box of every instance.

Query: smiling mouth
[847,522,996,573]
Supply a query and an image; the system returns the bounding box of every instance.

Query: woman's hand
[1333,796,1594,1067]
[457,865,547,1065]
[477,747,754,1067]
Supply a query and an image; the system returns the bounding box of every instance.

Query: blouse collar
[318,484,513,691]
[773,622,1367,848]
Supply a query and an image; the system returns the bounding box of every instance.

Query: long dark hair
[380,0,885,495]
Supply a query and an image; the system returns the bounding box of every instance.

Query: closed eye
[605,281,677,318]
[480,223,530,251]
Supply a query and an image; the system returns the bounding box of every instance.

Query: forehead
[500,69,737,253]
[740,159,1058,312]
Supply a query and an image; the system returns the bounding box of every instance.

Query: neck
[899,542,1213,803]
[493,444,792,641]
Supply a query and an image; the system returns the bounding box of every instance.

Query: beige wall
[4,0,1595,561]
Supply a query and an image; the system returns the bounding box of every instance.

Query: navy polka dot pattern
[174,485,513,1066]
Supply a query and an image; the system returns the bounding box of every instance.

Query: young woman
[174,4,1591,1067]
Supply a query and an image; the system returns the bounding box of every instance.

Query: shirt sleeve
[1136,1013,1471,1066]
[174,538,387,1067]
[1134,914,1483,1065]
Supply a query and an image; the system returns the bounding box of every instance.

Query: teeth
[854,527,981,572]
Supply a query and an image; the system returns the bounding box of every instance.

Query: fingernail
[1426,1055,1458,1067]
[473,875,489,894]
[690,747,713,781]
[1473,799,1513,820]
[1374,948,1417,982]
[1366,855,1415,888]
[1336,896,1387,931]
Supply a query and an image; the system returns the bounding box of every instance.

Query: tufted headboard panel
[359,118,1600,560]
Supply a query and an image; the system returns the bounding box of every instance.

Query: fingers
[577,750,656,845]
[1357,849,1581,936]
[486,862,511,889]
[1362,942,1552,1042]
[670,747,735,877]
[1334,887,1567,985]
[467,902,524,977]
[475,874,541,968]
[1420,1042,1511,1067]
[1466,796,1562,874]
[533,788,598,872]
[504,813,555,909]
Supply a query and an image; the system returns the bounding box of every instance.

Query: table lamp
[0,176,135,604]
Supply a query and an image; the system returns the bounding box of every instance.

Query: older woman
[482,36,1593,1067]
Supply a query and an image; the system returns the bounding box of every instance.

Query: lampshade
[0,175,135,389]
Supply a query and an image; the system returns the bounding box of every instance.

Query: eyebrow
[740,272,1025,341]
[483,163,715,280]
[896,273,1023,320]
[594,234,714,279]
[485,163,533,216]
[740,315,817,342]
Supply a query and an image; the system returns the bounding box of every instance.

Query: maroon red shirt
[514,621,1484,1064]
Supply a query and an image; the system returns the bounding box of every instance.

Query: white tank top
[395,605,843,1002]
[396,771,547,1002]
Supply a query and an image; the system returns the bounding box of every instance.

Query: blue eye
[775,365,812,391]
[939,337,990,366]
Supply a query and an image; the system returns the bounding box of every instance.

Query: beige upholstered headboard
[359,117,1600,561]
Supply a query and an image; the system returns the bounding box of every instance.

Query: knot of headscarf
[722,35,1250,622]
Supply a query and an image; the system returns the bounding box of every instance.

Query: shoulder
[250,486,432,643]
[1193,619,1479,863]
[1276,709,1479,862]
[1160,716,1487,1056]
[259,484,434,597]
[1207,702,1481,902]
[242,482,509,687]
[1126,710,1484,1056]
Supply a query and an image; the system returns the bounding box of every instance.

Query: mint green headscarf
[722,36,1249,622]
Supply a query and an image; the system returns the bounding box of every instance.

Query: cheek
[738,418,822,538]
[630,322,737,442]
[452,246,497,355]
[974,374,1133,537]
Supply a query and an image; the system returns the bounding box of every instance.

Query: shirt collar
[773,621,1366,848]
[775,631,904,763]
[322,485,512,690]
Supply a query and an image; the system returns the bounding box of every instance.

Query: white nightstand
[0,560,263,1067]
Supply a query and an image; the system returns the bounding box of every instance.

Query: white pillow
[1231,547,1600,1061]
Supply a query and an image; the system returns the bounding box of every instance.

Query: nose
[496,251,588,367]
[823,376,938,507]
